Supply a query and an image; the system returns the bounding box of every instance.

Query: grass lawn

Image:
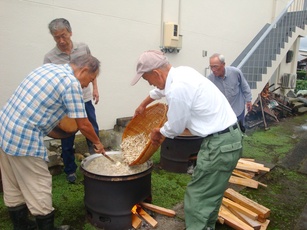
[1,113,307,229]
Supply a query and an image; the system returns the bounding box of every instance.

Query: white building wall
[0,0,289,130]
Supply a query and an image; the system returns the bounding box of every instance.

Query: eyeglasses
[53,32,70,42]
[209,65,221,70]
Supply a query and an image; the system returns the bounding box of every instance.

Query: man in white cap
[131,50,243,230]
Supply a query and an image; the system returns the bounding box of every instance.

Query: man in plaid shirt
[0,54,105,230]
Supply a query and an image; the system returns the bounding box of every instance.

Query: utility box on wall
[286,50,293,63]
[163,22,182,52]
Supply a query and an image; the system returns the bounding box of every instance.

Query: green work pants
[184,125,243,230]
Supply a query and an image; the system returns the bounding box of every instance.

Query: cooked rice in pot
[85,153,149,176]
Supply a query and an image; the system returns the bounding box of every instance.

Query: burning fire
[131,204,138,214]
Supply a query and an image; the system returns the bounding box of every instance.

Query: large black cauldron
[160,135,204,173]
[80,154,153,230]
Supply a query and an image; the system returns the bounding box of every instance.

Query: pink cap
[131,50,168,86]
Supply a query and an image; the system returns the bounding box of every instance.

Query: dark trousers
[237,109,245,126]
[61,100,99,175]
[237,109,246,133]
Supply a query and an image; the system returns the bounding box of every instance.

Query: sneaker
[67,173,77,183]
[187,165,194,175]
[56,225,70,230]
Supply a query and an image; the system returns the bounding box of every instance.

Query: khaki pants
[184,126,243,230]
[0,148,54,216]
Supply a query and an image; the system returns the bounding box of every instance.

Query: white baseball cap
[131,50,168,86]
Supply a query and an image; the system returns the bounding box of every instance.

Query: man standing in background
[44,18,100,183]
[208,53,252,131]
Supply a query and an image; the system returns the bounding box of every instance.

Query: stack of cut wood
[131,158,271,230]
[229,158,270,189]
[131,202,176,229]
[218,188,270,230]
[218,158,271,229]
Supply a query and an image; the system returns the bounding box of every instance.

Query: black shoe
[8,204,36,230]
[66,173,76,183]
[36,210,70,230]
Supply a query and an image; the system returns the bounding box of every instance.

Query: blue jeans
[61,100,99,175]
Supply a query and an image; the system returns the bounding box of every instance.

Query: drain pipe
[160,0,165,50]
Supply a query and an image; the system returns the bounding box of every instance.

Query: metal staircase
[231,0,307,102]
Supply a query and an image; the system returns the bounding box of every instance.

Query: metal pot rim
[80,153,153,180]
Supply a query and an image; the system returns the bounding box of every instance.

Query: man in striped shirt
[44,18,100,183]
[0,54,105,229]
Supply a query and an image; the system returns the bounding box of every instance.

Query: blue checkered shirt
[0,63,86,161]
